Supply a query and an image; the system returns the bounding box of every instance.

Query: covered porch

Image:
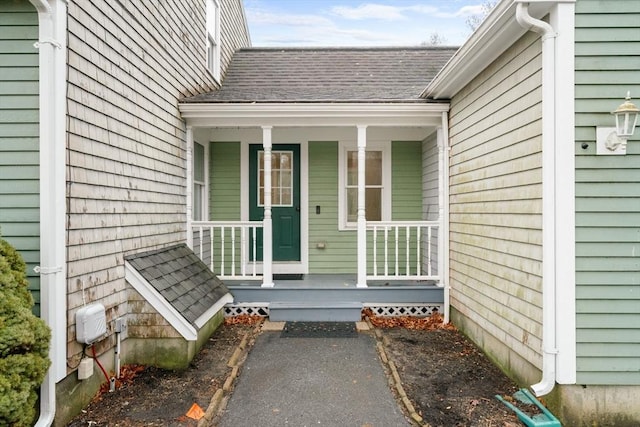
[179,108,449,321]
[177,47,456,321]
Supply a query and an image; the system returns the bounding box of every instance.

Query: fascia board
[194,293,233,329]
[124,261,198,341]
[178,102,448,128]
[422,0,555,100]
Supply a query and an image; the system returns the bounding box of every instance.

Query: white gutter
[515,0,578,398]
[30,0,68,425]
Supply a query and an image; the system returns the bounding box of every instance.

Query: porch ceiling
[178,102,448,128]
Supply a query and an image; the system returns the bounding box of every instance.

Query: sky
[244,1,490,48]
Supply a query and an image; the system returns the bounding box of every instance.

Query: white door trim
[241,140,308,274]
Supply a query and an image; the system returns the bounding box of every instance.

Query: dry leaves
[95,364,145,398]
[224,314,264,326]
[362,308,457,331]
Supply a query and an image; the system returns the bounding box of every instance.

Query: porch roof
[182,47,457,104]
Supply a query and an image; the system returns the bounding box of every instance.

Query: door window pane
[258,150,294,207]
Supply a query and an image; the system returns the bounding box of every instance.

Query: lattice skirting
[225,304,269,317]
[364,303,443,317]
[224,303,443,318]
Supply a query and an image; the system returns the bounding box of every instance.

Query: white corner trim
[194,292,233,329]
[550,1,576,385]
[124,261,198,341]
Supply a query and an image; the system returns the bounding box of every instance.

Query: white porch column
[261,126,274,287]
[356,125,367,288]
[186,126,194,249]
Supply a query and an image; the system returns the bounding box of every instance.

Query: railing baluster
[394,226,399,277]
[231,226,236,276]
[372,226,378,277]
[220,227,225,276]
[241,227,246,277]
[416,226,421,276]
[211,226,215,274]
[252,226,257,277]
[405,226,410,276]
[428,226,432,276]
[384,227,389,277]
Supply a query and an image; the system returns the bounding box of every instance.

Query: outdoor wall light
[597,92,640,155]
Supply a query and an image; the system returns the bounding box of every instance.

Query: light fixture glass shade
[612,92,640,139]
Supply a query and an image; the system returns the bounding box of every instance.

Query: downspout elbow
[515,3,555,40]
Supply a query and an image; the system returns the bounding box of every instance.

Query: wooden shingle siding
[220,0,252,78]
[65,0,248,362]
[574,0,640,385]
[0,0,40,314]
[448,31,544,373]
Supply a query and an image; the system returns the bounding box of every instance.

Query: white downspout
[515,1,558,398]
[31,0,68,425]
[438,112,451,323]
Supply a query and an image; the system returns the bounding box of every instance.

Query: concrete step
[269,301,363,322]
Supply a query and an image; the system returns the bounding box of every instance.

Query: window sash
[339,141,390,229]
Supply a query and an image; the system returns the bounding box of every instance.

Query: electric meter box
[76,303,107,344]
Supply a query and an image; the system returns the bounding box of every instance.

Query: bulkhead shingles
[125,244,229,325]
[183,47,458,103]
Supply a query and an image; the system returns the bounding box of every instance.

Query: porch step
[269,301,363,322]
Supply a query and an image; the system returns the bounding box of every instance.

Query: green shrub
[0,238,51,426]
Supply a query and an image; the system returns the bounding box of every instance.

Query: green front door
[249,144,301,261]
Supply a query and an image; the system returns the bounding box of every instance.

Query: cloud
[331,3,407,21]
[405,5,439,15]
[435,4,484,18]
[246,8,333,27]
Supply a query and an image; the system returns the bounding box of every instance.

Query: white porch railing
[367,221,439,281]
[191,221,263,280]
[190,220,438,283]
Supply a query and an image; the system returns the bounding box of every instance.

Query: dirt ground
[68,315,523,427]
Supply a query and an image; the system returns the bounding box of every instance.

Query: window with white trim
[338,141,391,229]
[206,0,221,81]
[193,142,206,221]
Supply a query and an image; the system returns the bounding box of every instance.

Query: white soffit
[178,102,448,128]
[422,0,559,100]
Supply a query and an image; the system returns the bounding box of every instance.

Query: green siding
[308,141,357,273]
[392,141,423,220]
[0,0,40,315]
[209,142,241,220]
[307,141,423,274]
[575,0,640,385]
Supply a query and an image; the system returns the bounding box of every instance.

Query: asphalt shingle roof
[125,244,229,325]
[183,47,458,103]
